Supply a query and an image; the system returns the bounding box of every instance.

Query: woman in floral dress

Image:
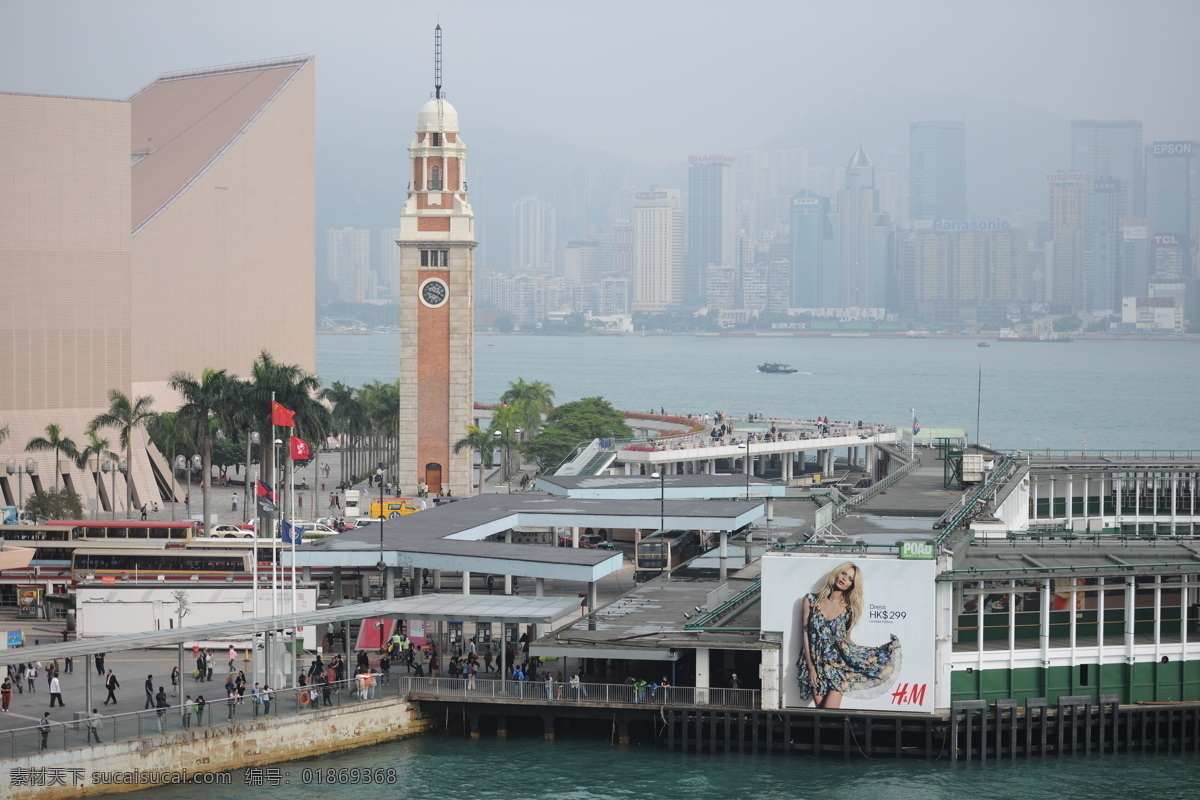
[797,561,900,708]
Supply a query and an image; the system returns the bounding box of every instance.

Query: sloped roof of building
[128,56,312,233]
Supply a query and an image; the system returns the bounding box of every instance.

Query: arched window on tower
[429,166,443,191]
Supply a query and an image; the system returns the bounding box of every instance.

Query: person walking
[144,674,155,709]
[48,672,63,707]
[195,651,206,682]
[195,695,206,726]
[181,695,192,730]
[95,653,105,676]
[231,492,238,511]
[38,711,51,750]
[103,670,119,705]
[1,675,11,711]
[228,645,237,672]
[64,655,73,674]
[261,684,271,716]
[170,666,179,696]
[87,708,102,743]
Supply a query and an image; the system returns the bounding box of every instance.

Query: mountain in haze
[758,86,1070,220]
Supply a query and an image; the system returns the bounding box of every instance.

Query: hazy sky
[3,0,1198,167]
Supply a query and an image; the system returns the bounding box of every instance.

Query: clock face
[420,278,448,308]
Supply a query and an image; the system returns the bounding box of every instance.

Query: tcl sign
[1154,234,1180,247]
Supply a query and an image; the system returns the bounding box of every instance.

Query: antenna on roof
[434,24,443,100]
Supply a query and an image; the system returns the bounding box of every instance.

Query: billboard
[761,553,936,713]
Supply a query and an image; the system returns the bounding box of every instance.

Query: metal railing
[831,450,922,523]
[0,674,761,759]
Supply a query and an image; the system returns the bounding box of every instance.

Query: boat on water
[996,327,1074,343]
[758,362,798,374]
[977,341,991,348]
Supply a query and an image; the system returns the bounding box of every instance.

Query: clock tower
[396,25,475,495]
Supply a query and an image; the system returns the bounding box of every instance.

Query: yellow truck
[369,498,422,519]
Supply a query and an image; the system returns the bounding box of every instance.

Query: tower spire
[433,24,442,100]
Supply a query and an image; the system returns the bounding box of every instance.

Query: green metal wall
[951,660,1200,704]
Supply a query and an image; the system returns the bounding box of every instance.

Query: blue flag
[281,520,303,544]
[912,417,921,436]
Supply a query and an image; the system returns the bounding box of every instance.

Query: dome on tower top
[848,145,872,168]
[416,97,459,133]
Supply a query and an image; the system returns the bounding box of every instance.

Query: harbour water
[317,333,1200,451]
[131,736,1198,799]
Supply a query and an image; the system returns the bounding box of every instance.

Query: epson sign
[933,219,1012,231]
[1153,142,1194,157]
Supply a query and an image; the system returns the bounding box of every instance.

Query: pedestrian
[182,695,192,730]
[140,504,148,520]
[196,651,206,682]
[227,688,237,720]
[39,711,51,750]
[195,695,206,726]
[184,493,190,515]
[104,670,119,705]
[27,662,37,692]
[49,672,63,707]
[153,500,160,513]
[228,645,237,671]
[232,492,238,511]
[87,708,102,743]
[64,656,73,674]
[206,650,214,681]
[1,675,11,711]
[144,674,155,709]
[730,672,741,689]
[95,653,105,676]
[261,683,273,716]
[155,688,168,733]
[171,665,179,696]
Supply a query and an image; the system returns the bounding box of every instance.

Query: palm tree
[319,381,359,483]
[244,351,331,514]
[25,423,79,492]
[170,368,233,530]
[73,429,110,517]
[453,424,498,496]
[90,390,155,515]
[500,378,555,437]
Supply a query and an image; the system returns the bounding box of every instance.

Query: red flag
[289,436,311,461]
[271,401,296,427]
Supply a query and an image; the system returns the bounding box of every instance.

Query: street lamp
[5,458,37,512]
[493,429,503,487]
[244,431,261,524]
[177,455,201,520]
[101,457,125,519]
[376,467,386,573]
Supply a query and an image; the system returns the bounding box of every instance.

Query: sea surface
[317,333,1200,452]
[131,735,1199,800]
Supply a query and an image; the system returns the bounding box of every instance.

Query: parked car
[207,524,255,539]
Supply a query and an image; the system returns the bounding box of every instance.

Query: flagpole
[910,408,916,460]
[289,449,297,617]
[271,392,278,619]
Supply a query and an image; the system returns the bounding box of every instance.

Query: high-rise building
[1146,141,1199,289]
[1071,121,1145,314]
[510,195,556,275]
[687,155,737,302]
[380,227,401,298]
[0,56,316,511]
[632,190,684,312]
[395,29,475,495]
[1047,172,1090,311]
[327,227,371,302]
[909,122,966,221]
[789,190,832,308]
[831,146,891,308]
[561,240,600,284]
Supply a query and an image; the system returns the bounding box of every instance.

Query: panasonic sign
[933,219,1012,231]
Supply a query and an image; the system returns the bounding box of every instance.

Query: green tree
[24,486,84,522]
[522,396,633,472]
[494,312,515,334]
[320,380,366,485]
[170,368,234,528]
[90,390,156,515]
[25,423,79,492]
[452,424,497,495]
[1055,315,1083,333]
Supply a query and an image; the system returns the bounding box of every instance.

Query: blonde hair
[814,561,864,631]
